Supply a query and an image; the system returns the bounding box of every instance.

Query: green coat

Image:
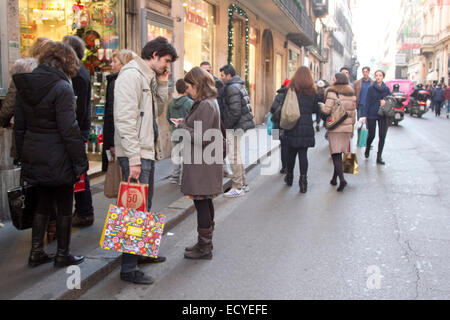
[166,96,193,132]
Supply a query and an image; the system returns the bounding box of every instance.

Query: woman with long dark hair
[322,73,357,191]
[283,66,319,193]
[14,42,88,267]
[361,70,391,165]
[174,67,222,260]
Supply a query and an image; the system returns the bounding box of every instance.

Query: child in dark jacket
[167,79,193,184]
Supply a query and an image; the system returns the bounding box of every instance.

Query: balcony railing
[275,0,315,44]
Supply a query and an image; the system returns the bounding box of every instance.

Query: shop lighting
[183,3,188,7]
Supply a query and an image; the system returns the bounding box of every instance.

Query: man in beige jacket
[114,37,178,285]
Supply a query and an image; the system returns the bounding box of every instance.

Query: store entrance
[262,29,274,117]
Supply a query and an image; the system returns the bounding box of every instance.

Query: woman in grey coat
[174,67,223,260]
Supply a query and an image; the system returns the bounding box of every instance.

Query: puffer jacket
[270,86,288,129]
[114,55,169,166]
[223,76,255,131]
[322,85,357,133]
[283,92,319,148]
[13,64,88,186]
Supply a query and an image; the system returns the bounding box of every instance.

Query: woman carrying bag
[173,67,222,260]
[14,42,88,267]
[361,70,391,165]
[282,66,319,193]
[322,73,357,192]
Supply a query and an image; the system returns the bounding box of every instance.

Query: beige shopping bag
[104,159,123,198]
[280,88,301,130]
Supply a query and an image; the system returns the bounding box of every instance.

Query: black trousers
[280,134,289,170]
[194,199,215,229]
[287,147,309,176]
[36,185,74,217]
[435,101,443,116]
[366,118,388,156]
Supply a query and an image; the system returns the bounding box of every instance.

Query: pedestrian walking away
[220,64,255,198]
[63,35,95,228]
[14,41,88,268]
[322,73,357,192]
[361,70,391,165]
[175,67,223,260]
[270,78,291,174]
[114,37,178,285]
[432,84,444,117]
[282,66,319,193]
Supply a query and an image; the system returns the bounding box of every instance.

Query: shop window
[19,0,122,162]
[288,49,299,79]
[183,0,215,72]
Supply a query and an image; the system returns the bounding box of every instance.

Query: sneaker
[243,184,250,193]
[223,188,246,198]
[120,270,154,285]
[72,214,94,228]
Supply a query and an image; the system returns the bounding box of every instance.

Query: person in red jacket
[444,85,450,118]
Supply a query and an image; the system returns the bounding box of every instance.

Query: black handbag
[7,183,38,230]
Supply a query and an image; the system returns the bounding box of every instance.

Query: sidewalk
[0,125,279,300]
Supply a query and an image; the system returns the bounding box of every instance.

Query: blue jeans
[117,157,155,273]
[446,100,450,113]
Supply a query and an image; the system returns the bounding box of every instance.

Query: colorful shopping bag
[74,173,86,193]
[100,182,165,258]
[116,180,149,212]
[358,125,368,148]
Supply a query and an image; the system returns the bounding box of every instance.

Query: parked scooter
[409,90,430,118]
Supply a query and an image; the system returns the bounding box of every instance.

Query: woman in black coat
[283,66,319,193]
[14,42,88,268]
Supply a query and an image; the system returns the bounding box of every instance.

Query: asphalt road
[80,111,450,300]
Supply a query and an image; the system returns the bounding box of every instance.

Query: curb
[13,140,280,300]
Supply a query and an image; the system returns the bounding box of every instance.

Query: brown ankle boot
[184,227,213,260]
[185,221,214,252]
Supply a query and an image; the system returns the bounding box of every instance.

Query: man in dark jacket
[432,84,444,117]
[63,35,94,227]
[220,64,255,198]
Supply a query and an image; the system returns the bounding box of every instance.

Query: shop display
[19,0,121,162]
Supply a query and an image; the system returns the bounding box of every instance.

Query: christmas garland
[227,4,249,91]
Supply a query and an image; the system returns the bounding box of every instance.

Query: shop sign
[185,8,207,28]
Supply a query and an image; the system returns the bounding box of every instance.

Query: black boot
[337,180,348,192]
[284,174,293,186]
[54,215,84,268]
[376,153,385,165]
[365,147,370,159]
[29,214,55,267]
[330,170,338,186]
[299,175,308,193]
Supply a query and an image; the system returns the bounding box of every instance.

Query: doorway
[262,30,274,115]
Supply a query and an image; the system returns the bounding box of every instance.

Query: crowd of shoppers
[2,31,449,287]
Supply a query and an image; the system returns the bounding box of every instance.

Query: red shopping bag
[116,179,149,212]
[100,181,165,258]
[74,173,86,193]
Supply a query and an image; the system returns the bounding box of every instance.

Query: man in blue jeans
[114,37,178,285]
[353,66,373,145]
